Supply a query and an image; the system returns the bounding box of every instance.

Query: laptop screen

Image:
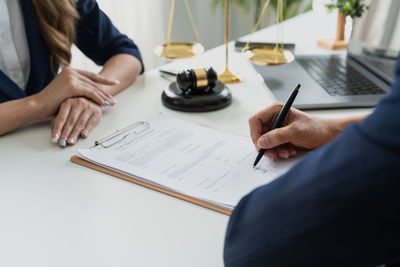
[348,0,400,83]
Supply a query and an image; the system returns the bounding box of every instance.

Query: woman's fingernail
[112,98,118,104]
[52,133,60,143]
[60,139,67,147]
[258,137,269,148]
[112,80,120,85]
[104,101,112,106]
[68,138,75,145]
[82,131,88,137]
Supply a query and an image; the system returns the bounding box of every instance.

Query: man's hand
[249,103,344,161]
[51,97,103,147]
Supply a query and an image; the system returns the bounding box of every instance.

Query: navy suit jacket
[0,0,143,103]
[224,57,400,267]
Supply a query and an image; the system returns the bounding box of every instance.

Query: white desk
[0,11,371,267]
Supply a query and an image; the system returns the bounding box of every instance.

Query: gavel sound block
[161,67,232,112]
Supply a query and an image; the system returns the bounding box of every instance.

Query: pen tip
[296,84,301,90]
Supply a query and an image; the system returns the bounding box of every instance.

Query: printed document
[77,115,304,210]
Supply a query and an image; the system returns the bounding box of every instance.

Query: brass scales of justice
[242,0,295,66]
[154,0,294,80]
[156,0,295,112]
[219,0,295,83]
[154,0,204,60]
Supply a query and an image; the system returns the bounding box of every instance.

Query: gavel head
[176,67,218,93]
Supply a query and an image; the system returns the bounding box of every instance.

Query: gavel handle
[159,69,177,77]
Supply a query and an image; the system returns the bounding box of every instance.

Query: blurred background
[71,0,313,71]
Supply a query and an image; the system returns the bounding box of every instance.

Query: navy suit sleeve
[224,58,400,267]
[75,0,144,73]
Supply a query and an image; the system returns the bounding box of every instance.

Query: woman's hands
[0,55,140,138]
[34,67,118,118]
[51,97,102,147]
[249,103,346,161]
[33,67,120,147]
[46,54,142,148]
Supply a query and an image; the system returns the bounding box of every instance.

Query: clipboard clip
[93,121,150,148]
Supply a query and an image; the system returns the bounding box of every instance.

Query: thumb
[258,126,295,149]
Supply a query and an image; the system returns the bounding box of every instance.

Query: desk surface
[0,11,371,267]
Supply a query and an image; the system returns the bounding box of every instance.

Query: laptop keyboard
[361,56,396,79]
[297,56,386,96]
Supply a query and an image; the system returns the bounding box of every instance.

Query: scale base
[218,68,243,84]
[317,39,348,50]
[162,82,232,112]
[154,42,204,60]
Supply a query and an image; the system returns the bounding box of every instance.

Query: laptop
[253,0,399,109]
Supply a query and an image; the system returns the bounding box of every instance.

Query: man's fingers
[249,102,284,147]
[51,103,71,144]
[249,116,264,146]
[275,144,297,159]
[265,149,278,161]
[287,147,297,156]
[251,103,284,125]
[275,147,291,159]
[258,125,295,149]
[77,70,120,86]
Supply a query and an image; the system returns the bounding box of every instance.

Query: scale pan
[154,42,204,60]
[243,46,294,66]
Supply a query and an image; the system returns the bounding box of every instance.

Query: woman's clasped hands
[33,67,119,147]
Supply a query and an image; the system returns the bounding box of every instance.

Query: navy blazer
[224,57,400,266]
[0,0,143,103]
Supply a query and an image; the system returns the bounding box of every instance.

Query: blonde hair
[30,0,79,72]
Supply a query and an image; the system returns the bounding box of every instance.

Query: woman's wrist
[98,54,142,95]
[28,93,53,120]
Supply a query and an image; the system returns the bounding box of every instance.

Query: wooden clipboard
[71,155,232,215]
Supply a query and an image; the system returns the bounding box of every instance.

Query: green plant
[212,0,312,24]
[325,0,368,18]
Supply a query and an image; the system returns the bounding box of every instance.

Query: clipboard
[71,121,232,216]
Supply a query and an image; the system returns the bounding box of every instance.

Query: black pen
[253,84,301,168]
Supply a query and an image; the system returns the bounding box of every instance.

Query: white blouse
[0,0,30,91]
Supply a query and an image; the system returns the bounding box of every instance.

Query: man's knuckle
[248,116,257,124]
[292,123,304,133]
[272,102,281,107]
